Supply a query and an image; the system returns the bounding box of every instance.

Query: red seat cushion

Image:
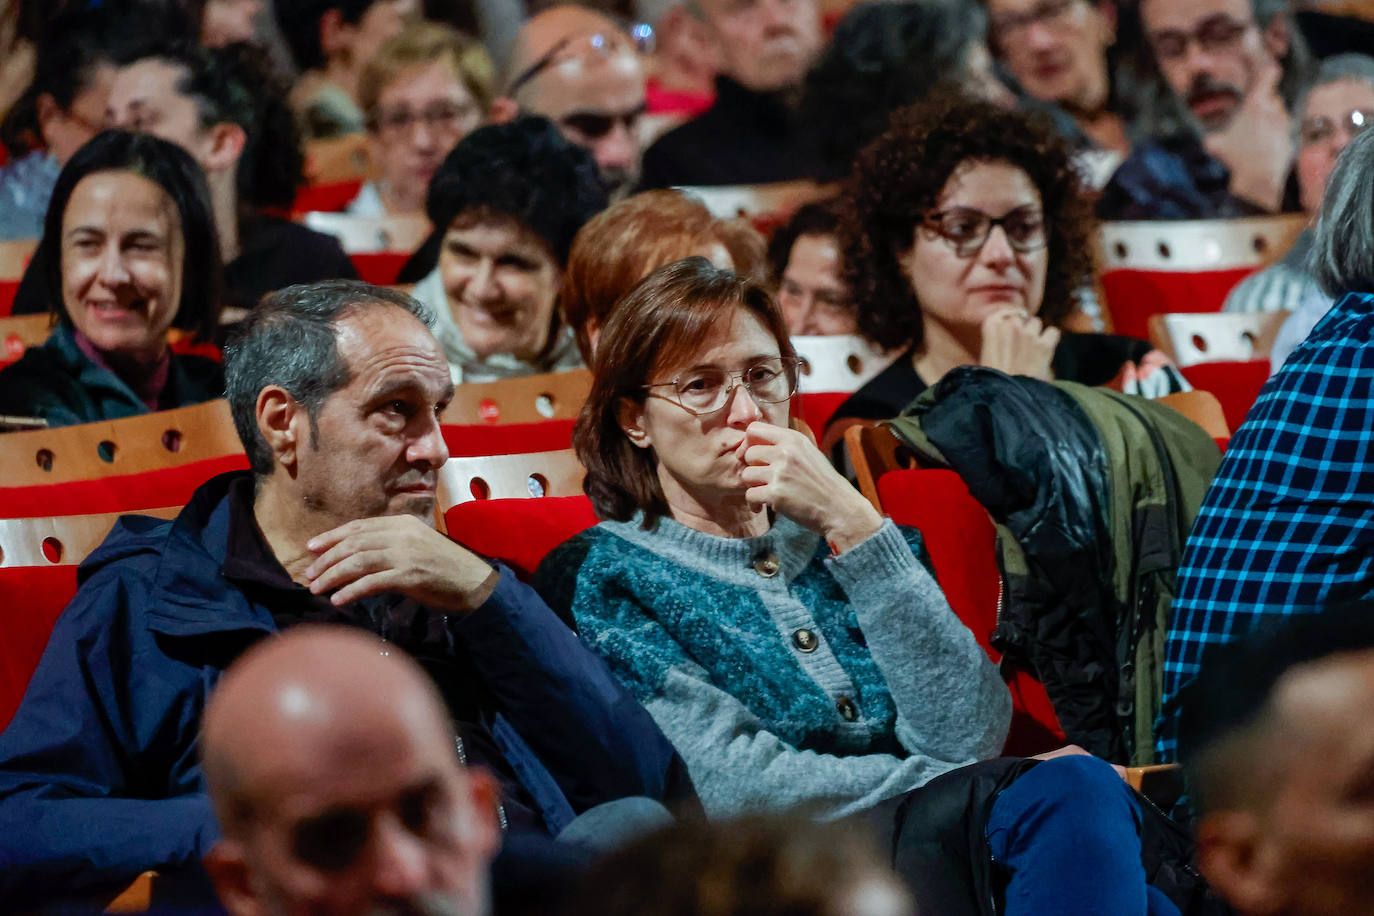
[1180,360,1272,433]
[795,392,851,436]
[441,420,575,458]
[1099,267,1256,341]
[876,468,1065,755]
[292,180,364,214]
[445,495,598,579]
[0,566,80,731]
[349,251,411,286]
[0,279,20,317]
[0,455,249,518]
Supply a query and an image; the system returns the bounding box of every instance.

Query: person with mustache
[0,279,699,910]
[1097,0,1311,219]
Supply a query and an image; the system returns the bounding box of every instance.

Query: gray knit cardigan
[535,514,1012,820]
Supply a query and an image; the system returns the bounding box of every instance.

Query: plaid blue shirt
[1158,291,1374,760]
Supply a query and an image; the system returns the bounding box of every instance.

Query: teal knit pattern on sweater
[541,515,906,755]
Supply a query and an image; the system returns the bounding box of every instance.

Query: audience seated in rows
[1223,53,1374,373]
[639,0,824,188]
[1099,0,1311,218]
[202,625,502,916]
[278,0,421,140]
[535,258,1198,916]
[9,41,358,321]
[801,0,1012,183]
[1178,602,1374,916]
[348,20,493,219]
[0,5,140,241]
[406,116,606,382]
[1159,126,1374,761]
[828,94,1183,439]
[0,130,224,427]
[767,198,856,337]
[561,187,766,363]
[494,5,648,201]
[0,279,698,907]
[985,0,1132,156]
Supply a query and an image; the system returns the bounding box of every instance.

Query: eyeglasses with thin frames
[1299,109,1372,146]
[1148,14,1254,62]
[506,27,653,97]
[372,100,477,135]
[920,206,1048,259]
[641,357,802,416]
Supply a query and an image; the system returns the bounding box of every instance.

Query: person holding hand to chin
[537,257,1178,916]
[827,94,1183,443]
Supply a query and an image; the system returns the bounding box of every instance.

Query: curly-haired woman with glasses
[827,94,1181,436]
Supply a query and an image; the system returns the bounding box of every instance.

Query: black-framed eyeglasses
[1299,109,1372,146]
[641,357,801,415]
[506,27,653,97]
[1148,14,1253,62]
[990,0,1082,45]
[920,205,1047,258]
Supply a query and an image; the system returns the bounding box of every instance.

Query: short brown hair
[359,21,495,125]
[575,257,796,526]
[561,189,768,363]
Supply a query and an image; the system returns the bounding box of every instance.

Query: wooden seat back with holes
[440,369,592,425]
[0,400,249,517]
[303,134,373,184]
[1096,214,1307,340]
[841,422,1065,754]
[439,448,596,579]
[1146,310,1289,367]
[791,335,899,434]
[1157,389,1230,439]
[0,508,179,731]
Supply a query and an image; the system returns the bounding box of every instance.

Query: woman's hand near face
[739,421,883,554]
[979,305,1060,380]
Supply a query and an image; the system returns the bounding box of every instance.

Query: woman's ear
[617,397,652,449]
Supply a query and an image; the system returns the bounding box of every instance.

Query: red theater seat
[1096,215,1306,341]
[292,179,364,214]
[446,496,599,579]
[1179,361,1273,433]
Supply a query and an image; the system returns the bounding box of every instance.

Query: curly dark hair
[843,93,1095,352]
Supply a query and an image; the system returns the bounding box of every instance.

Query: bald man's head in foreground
[493,5,647,197]
[202,626,500,916]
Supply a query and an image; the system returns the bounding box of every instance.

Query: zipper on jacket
[455,733,508,832]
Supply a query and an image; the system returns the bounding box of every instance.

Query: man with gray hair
[1159,127,1374,761]
[0,279,696,909]
[1098,0,1311,218]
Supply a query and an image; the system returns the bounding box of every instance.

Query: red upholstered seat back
[1099,267,1255,341]
[0,279,19,317]
[445,495,599,579]
[348,251,411,286]
[0,566,79,730]
[292,179,364,214]
[441,420,575,458]
[0,454,250,518]
[875,468,1065,755]
[1179,360,1273,432]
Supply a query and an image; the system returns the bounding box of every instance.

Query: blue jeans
[986,755,1182,916]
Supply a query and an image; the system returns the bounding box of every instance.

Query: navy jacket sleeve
[0,570,219,906]
[453,566,701,818]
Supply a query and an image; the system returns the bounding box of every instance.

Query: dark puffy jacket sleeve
[0,570,219,906]
[454,566,701,818]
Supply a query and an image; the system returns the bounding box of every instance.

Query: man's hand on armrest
[304,516,499,612]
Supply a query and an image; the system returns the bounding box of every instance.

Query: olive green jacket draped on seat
[888,368,1220,765]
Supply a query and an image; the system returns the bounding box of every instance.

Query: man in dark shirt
[638,0,825,188]
[0,280,694,907]
[1098,0,1309,219]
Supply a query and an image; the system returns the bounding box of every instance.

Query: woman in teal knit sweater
[536,258,1184,916]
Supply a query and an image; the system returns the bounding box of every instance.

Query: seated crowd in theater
[3,0,1374,913]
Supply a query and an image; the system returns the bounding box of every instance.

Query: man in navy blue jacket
[0,280,697,908]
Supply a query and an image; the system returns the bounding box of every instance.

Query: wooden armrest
[104,870,157,913]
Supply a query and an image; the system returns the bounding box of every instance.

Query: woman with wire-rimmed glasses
[535,255,1185,916]
[827,92,1183,441]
